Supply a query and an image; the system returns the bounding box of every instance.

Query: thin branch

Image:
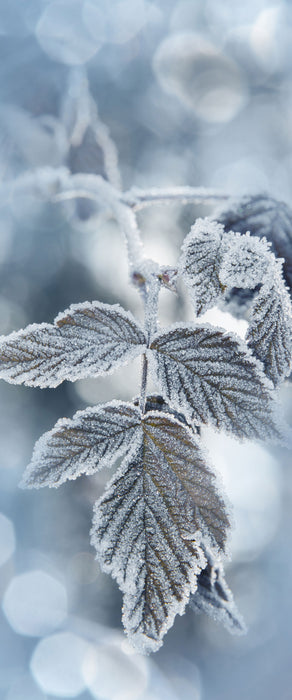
[111,201,145,270]
[122,185,230,210]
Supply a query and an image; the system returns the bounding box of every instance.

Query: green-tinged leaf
[150,324,286,441]
[91,411,229,653]
[0,301,146,388]
[21,402,141,488]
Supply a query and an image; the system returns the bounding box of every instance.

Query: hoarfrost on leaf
[91,411,229,653]
[190,552,246,635]
[219,231,271,289]
[179,218,225,315]
[246,263,292,386]
[0,301,146,388]
[216,194,292,294]
[150,324,286,442]
[21,402,141,489]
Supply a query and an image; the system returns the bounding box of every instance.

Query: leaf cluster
[0,209,291,653]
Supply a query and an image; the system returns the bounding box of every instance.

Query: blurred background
[0,1,291,698]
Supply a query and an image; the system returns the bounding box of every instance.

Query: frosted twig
[62,67,122,190]
[122,185,230,210]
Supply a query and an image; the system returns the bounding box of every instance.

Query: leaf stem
[139,275,161,413]
[139,353,148,414]
[144,274,160,341]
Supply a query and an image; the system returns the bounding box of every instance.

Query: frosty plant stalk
[0,166,292,652]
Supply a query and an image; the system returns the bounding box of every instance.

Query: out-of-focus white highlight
[200,307,248,339]
[250,7,285,72]
[36,0,105,65]
[0,512,15,567]
[5,675,46,700]
[153,33,248,123]
[31,632,90,697]
[2,570,67,636]
[83,643,148,699]
[205,430,281,560]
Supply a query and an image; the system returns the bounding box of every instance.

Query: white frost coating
[150,322,288,443]
[219,231,272,288]
[246,261,292,386]
[0,300,146,388]
[215,194,292,292]
[21,401,142,489]
[91,411,229,653]
[190,552,246,635]
[179,217,225,316]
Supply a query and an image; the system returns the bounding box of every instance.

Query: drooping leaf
[190,553,246,635]
[91,411,229,653]
[216,194,292,294]
[246,264,292,386]
[179,218,225,315]
[0,301,146,388]
[150,324,286,442]
[21,401,141,489]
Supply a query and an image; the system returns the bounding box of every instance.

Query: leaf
[0,301,146,388]
[91,411,229,653]
[179,218,225,315]
[150,324,286,442]
[219,231,271,289]
[21,401,141,489]
[216,194,292,294]
[246,264,292,386]
[190,553,246,635]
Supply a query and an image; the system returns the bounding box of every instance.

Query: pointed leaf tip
[91,412,229,652]
[190,552,246,635]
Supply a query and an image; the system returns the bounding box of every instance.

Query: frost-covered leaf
[219,231,271,289]
[217,195,292,294]
[0,301,146,388]
[190,553,246,635]
[91,411,229,653]
[21,402,141,489]
[246,264,292,386]
[150,324,285,441]
[179,218,225,315]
